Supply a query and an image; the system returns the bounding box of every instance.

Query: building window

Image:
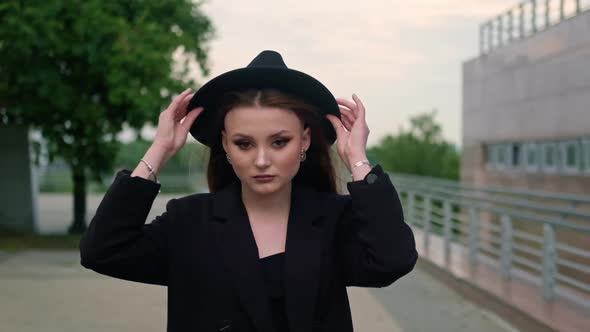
[512,143,521,168]
[541,142,558,172]
[486,144,495,168]
[495,144,503,167]
[486,143,511,169]
[583,139,590,173]
[524,143,539,172]
[485,138,590,176]
[495,144,511,169]
[561,141,580,174]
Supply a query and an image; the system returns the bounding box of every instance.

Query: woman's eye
[234,141,251,149]
[273,139,289,147]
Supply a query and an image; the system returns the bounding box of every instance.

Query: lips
[253,175,275,182]
[254,175,275,179]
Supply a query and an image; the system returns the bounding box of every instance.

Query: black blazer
[79,164,418,332]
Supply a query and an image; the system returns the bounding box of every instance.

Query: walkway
[0,249,517,331]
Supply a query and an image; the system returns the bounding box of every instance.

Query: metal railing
[390,172,590,308]
[36,167,206,194]
[480,0,590,54]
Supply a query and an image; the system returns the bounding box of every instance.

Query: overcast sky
[191,0,521,147]
[128,0,516,147]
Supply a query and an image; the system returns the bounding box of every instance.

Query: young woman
[80,50,417,332]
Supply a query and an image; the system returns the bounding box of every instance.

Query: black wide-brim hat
[186,50,341,147]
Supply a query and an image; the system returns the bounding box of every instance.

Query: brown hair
[206,88,337,193]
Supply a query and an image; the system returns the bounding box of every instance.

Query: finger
[180,107,204,132]
[339,106,357,122]
[175,93,194,119]
[326,114,347,138]
[339,109,354,131]
[336,98,358,116]
[168,88,192,112]
[352,93,366,119]
[341,118,352,131]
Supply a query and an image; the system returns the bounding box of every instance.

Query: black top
[259,252,289,332]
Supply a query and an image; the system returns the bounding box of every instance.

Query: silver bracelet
[350,159,371,179]
[139,159,159,184]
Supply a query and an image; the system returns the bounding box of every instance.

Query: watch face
[366,173,378,184]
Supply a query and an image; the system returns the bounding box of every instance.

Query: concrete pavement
[0,250,518,331]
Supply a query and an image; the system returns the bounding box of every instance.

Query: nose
[254,147,271,168]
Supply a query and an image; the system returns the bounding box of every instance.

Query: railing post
[497,16,503,47]
[468,207,480,264]
[424,196,431,251]
[560,0,565,21]
[532,0,538,33]
[519,3,526,38]
[500,215,513,279]
[408,191,415,226]
[542,224,557,299]
[444,200,452,266]
[479,24,485,54]
[545,0,551,29]
[488,22,494,51]
[508,10,514,42]
[576,0,581,14]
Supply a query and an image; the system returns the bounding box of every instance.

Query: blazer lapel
[210,181,326,332]
[284,182,325,332]
[211,181,275,332]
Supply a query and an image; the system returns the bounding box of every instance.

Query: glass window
[542,142,558,172]
[583,139,590,173]
[512,143,521,168]
[561,141,580,173]
[486,144,495,168]
[524,143,539,172]
[495,144,511,168]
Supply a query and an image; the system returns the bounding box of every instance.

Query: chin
[249,184,280,195]
[246,180,286,195]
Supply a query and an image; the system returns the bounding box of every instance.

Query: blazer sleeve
[79,169,172,286]
[335,164,418,288]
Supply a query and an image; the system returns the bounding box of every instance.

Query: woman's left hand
[326,94,370,171]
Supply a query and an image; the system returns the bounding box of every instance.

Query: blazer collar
[210,180,326,332]
[212,180,324,222]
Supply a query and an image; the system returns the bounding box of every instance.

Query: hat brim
[186,67,340,146]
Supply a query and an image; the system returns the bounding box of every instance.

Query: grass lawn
[0,227,81,252]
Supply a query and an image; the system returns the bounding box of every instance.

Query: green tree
[0,1,214,233]
[368,110,460,180]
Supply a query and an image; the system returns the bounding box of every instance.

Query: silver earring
[226,153,231,164]
[300,149,306,162]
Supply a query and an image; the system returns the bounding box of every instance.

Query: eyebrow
[231,130,291,139]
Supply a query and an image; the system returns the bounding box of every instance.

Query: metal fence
[390,172,590,308]
[480,0,590,54]
[37,167,207,194]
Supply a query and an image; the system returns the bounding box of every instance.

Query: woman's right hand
[151,88,204,161]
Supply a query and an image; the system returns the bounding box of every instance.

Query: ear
[302,126,311,151]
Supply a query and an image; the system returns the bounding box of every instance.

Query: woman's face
[222,105,311,196]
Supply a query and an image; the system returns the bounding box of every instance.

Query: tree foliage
[368,110,460,180]
[0,1,214,232]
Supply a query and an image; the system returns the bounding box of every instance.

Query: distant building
[0,126,39,232]
[462,1,590,194]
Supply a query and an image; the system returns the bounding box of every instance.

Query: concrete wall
[0,126,38,232]
[461,10,590,194]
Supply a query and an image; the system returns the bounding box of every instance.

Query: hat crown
[247,50,288,68]
[188,50,340,146]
